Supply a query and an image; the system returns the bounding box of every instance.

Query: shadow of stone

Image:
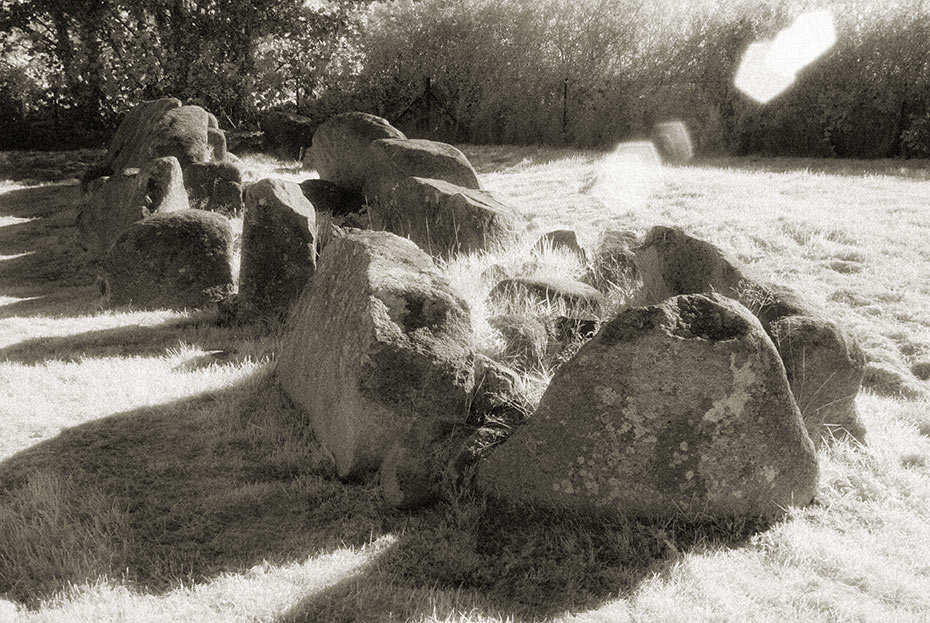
[0,313,266,364]
[0,375,398,607]
[278,495,773,622]
[0,183,99,319]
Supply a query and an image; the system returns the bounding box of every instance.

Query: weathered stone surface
[104,210,234,309]
[299,179,363,216]
[149,105,211,166]
[312,112,406,193]
[489,276,606,316]
[635,225,866,446]
[770,315,867,444]
[364,138,480,202]
[478,293,819,519]
[276,230,475,478]
[183,161,244,211]
[261,110,318,160]
[534,229,586,262]
[488,314,549,369]
[104,97,182,174]
[374,176,520,257]
[77,156,188,254]
[379,420,465,510]
[238,179,318,319]
[207,127,227,161]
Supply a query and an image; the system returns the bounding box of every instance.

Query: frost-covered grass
[1,148,929,622]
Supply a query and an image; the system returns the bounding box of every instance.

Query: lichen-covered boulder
[770,315,867,443]
[104,97,182,174]
[478,293,819,519]
[364,138,480,203]
[312,112,405,193]
[238,179,318,320]
[149,105,212,166]
[104,210,234,309]
[275,230,475,478]
[373,176,521,257]
[634,225,866,445]
[77,156,188,254]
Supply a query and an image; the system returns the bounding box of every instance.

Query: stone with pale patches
[478,293,818,519]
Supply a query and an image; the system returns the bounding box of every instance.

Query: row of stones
[79,102,864,520]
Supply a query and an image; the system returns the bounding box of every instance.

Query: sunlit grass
[1,148,929,622]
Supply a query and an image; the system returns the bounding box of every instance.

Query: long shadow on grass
[279,490,772,621]
[0,374,400,608]
[0,313,263,364]
[0,183,99,318]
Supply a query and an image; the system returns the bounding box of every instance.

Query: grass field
[1,146,929,622]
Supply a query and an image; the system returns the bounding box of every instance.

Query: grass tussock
[1,148,930,621]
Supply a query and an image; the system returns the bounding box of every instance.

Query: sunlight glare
[585,141,662,209]
[735,9,836,104]
[654,121,694,162]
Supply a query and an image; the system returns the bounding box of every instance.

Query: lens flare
[653,121,694,162]
[734,9,836,104]
[583,141,662,209]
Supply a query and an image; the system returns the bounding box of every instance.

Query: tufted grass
[1,147,929,622]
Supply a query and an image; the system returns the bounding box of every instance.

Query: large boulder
[77,156,188,254]
[104,210,234,309]
[238,179,318,320]
[478,293,819,519]
[148,105,212,166]
[534,229,587,262]
[261,110,318,160]
[275,230,475,478]
[104,97,182,174]
[634,226,866,446]
[372,176,521,257]
[364,138,480,203]
[312,112,406,193]
[585,229,640,292]
[770,315,867,443]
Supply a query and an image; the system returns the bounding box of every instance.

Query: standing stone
[374,176,520,257]
[150,105,211,166]
[364,138,481,204]
[770,315,867,443]
[104,97,183,174]
[104,210,234,309]
[634,225,866,445]
[312,112,406,193]
[76,156,188,255]
[207,127,228,161]
[238,179,318,320]
[261,110,318,160]
[478,293,819,519]
[276,230,475,478]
